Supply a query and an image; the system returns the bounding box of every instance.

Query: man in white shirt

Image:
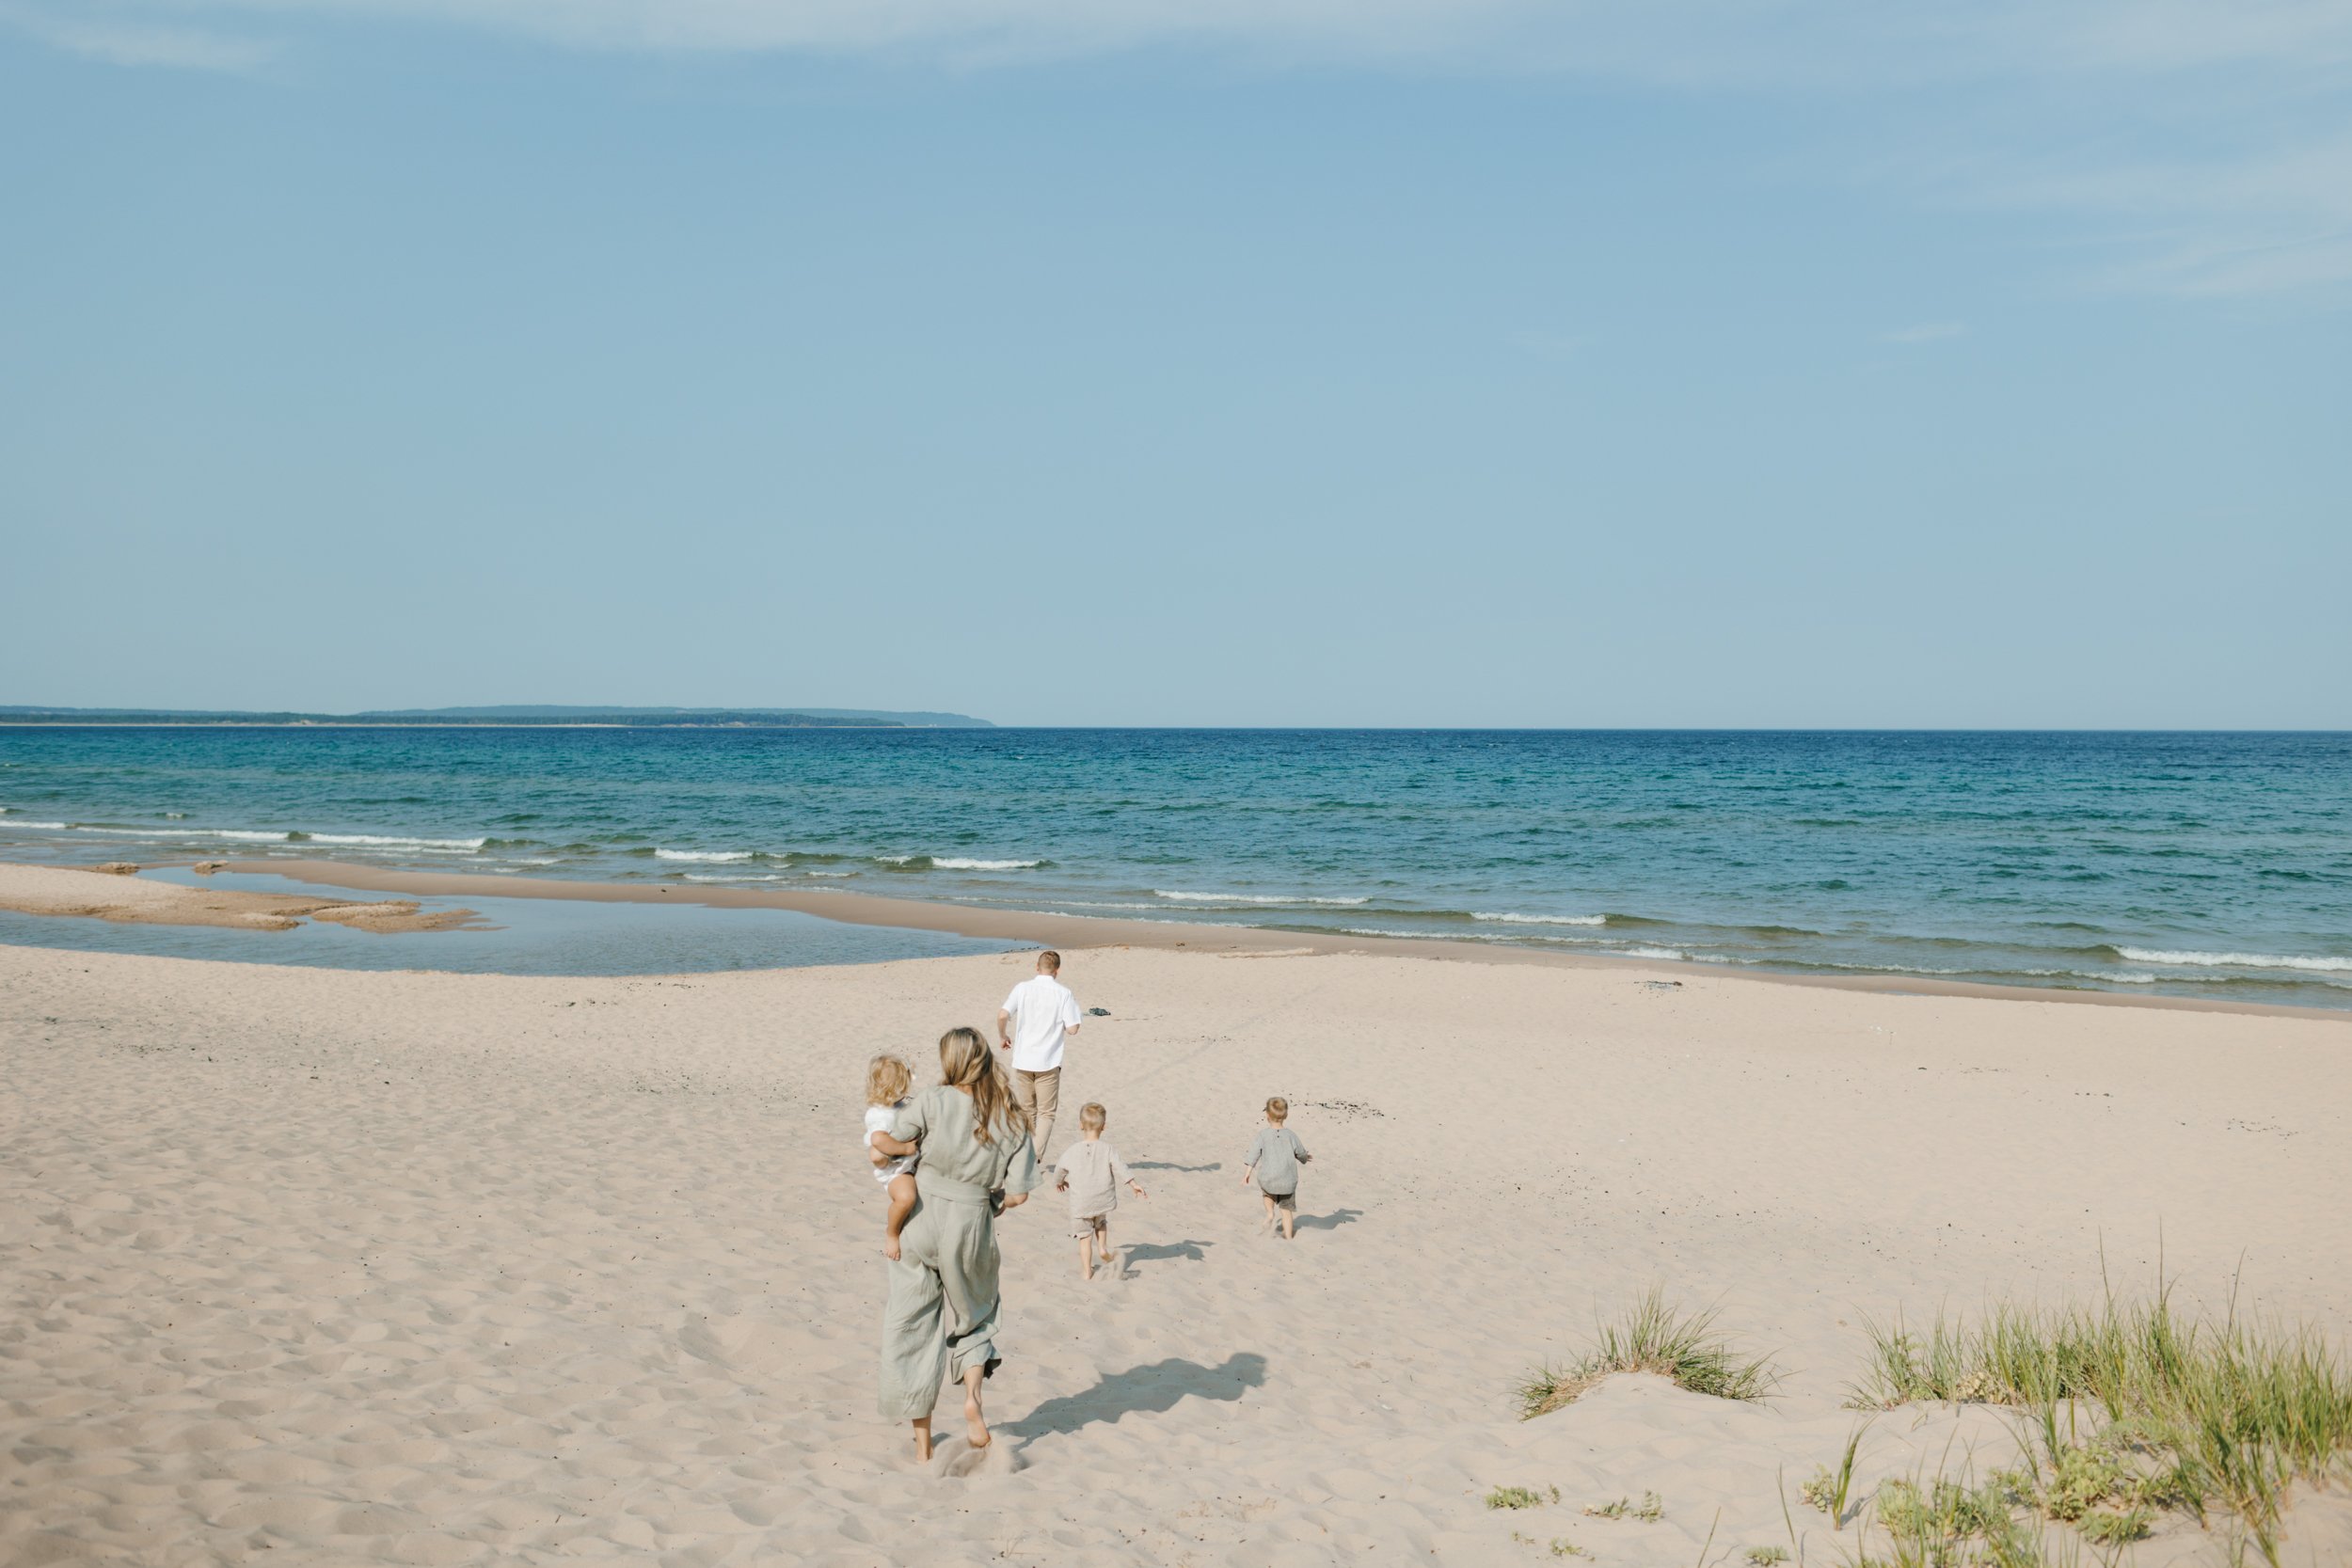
[998,949,1083,1158]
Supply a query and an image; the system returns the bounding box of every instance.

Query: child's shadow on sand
[1130,1161,1222,1173]
[1001,1353,1268,1441]
[1293,1208,1363,1230]
[1120,1239,1212,1268]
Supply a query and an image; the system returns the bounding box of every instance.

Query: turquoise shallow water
[0,869,1015,975]
[1,728,2345,1005]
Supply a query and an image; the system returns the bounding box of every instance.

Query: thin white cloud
[11,1,2350,292]
[1883,323,1966,344]
[2,4,277,69]
[31,0,2352,75]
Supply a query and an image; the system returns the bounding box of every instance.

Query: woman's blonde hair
[939,1026,1029,1146]
[865,1053,912,1107]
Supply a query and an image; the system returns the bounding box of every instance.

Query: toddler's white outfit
[865,1100,917,1182]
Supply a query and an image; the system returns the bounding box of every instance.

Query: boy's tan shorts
[1261,1190,1296,1212]
[1071,1212,1108,1240]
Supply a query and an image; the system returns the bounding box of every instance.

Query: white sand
[2,941,2346,1567]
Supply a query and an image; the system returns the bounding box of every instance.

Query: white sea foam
[2113,946,2351,974]
[1154,890,1372,907]
[1472,911,1607,927]
[681,872,789,882]
[655,849,754,863]
[305,832,488,850]
[1618,945,1689,961]
[804,870,858,879]
[76,826,293,842]
[0,819,71,831]
[930,857,1044,871]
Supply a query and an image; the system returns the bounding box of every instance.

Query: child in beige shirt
[1053,1102,1147,1280]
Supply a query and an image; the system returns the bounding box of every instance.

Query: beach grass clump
[1519,1289,1779,1418]
[1486,1485,1552,1511]
[1743,1547,1789,1565]
[1847,1284,2352,1560]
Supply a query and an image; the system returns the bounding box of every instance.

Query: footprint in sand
[930,1436,1021,1479]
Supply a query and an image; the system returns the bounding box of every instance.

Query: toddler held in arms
[1241,1096,1311,1241]
[864,1054,920,1260]
[1054,1102,1147,1281]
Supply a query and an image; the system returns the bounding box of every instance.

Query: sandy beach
[4,915,2348,1568]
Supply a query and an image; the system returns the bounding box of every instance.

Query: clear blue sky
[4,3,2346,727]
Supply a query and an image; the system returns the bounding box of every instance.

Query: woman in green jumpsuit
[870,1026,1039,1460]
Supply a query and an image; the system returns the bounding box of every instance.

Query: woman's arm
[998,1192,1027,1210]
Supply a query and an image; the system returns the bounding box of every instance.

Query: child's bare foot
[963,1392,990,1449]
[913,1418,933,1463]
[1098,1249,1118,1274]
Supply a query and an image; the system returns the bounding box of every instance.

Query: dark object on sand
[95,862,139,876]
[192,862,227,875]
[1087,1006,1110,1016]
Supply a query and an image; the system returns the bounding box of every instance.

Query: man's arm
[997,1006,1013,1050]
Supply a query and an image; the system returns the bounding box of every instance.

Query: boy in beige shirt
[1053,1102,1147,1280]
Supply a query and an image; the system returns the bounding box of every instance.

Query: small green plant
[1799,1420,1872,1528]
[1487,1486,1547,1511]
[1520,1288,1780,1417]
[1586,1490,1663,1522]
[1873,1475,2042,1568]
[2078,1507,2153,1547]
[1549,1540,1587,1559]
[1744,1549,1789,1566]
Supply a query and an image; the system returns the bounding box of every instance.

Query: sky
[3,1,2347,728]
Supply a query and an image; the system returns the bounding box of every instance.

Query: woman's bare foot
[963,1391,990,1449]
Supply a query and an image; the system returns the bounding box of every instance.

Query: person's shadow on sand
[1120,1239,1212,1268]
[1293,1208,1363,1231]
[1130,1161,1222,1172]
[1002,1353,1267,1442]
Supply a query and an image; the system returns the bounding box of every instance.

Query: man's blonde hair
[1078,1102,1106,1132]
[1264,1096,1289,1123]
[865,1053,912,1107]
[1038,949,1061,973]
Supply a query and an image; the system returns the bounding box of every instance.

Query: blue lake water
[1,727,2345,1005]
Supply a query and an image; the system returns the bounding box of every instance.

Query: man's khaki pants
[1014,1067,1061,1157]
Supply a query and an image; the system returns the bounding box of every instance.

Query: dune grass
[1518,1289,1779,1418]
[1846,1283,2352,1561]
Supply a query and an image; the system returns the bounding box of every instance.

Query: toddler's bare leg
[1261,1192,1276,1233]
[1097,1217,1116,1274]
[882,1173,917,1261]
[1078,1229,1094,1280]
[1280,1201,1295,1241]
